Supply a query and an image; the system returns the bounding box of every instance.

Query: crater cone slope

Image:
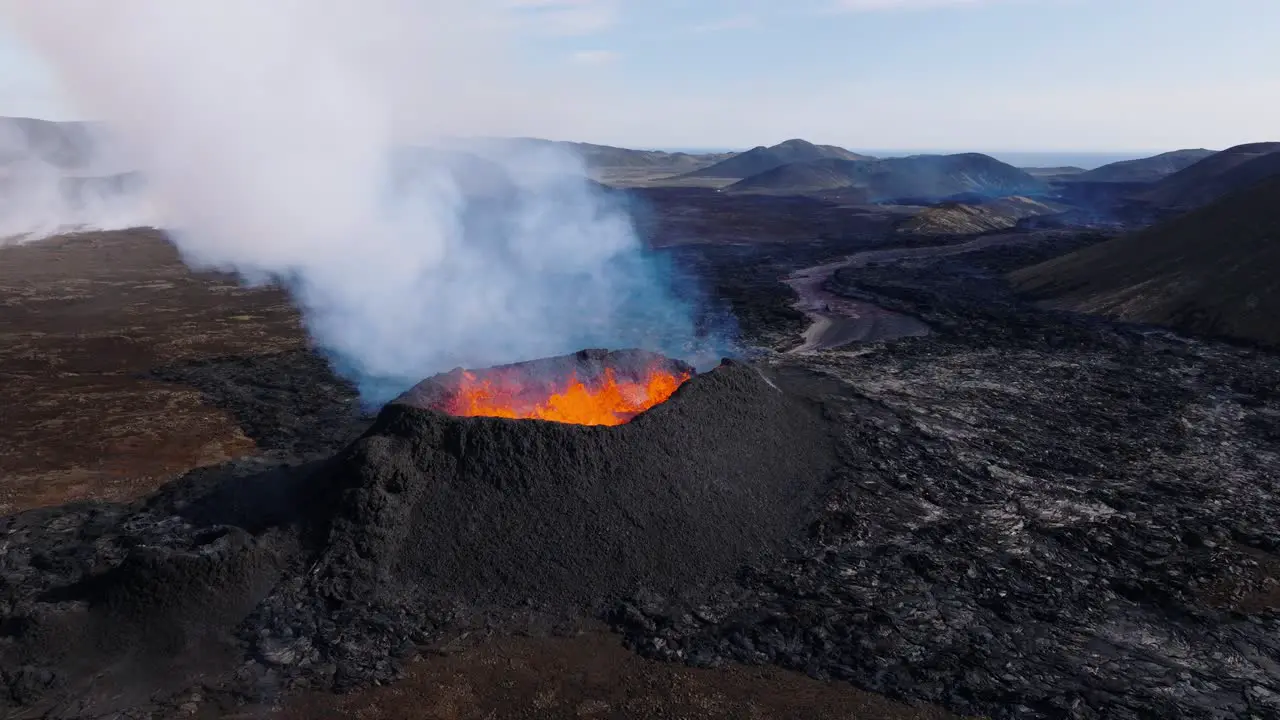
[317,351,837,610]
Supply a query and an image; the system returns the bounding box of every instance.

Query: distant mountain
[1011,174,1280,348]
[900,196,1068,236]
[680,139,873,179]
[1131,142,1280,210]
[570,142,730,171]
[1064,149,1216,183]
[726,153,1045,201]
[446,136,727,173]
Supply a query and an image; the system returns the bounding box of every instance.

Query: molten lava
[441,365,690,426]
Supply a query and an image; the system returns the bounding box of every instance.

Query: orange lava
[442,366,690,426]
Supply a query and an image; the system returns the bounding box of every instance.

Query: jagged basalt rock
[0,472,301,717]
[611,239,1280,719]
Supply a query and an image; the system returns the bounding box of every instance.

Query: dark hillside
[681,139,872,179]
[1013,174,1280,347]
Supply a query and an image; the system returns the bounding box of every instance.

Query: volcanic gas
[398,349,694,426]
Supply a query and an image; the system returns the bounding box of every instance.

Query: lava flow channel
[440,366,690,426]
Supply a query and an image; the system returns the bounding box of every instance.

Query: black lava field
[3,230,1280,720]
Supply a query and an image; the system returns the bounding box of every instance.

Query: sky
[1,0,1277,152]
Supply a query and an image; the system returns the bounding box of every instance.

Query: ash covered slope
[1012,174,1280,347]
[681,139,872,179]
[0,354,838,713]
[728,153,1045,201]
[1064,148,1215,183]
[1131,141,1280,210]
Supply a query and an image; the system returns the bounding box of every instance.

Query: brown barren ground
[0,229,305,514]
[0,229,954,719]
[277,629,953,720]
[592,167,738,189]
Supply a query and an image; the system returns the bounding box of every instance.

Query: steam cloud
[0,118,153,239]
[0,0,730,402]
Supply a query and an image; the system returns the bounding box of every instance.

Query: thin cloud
[569,49,619,64]
[833,0,991,11]
[690,14,760,32]
[506,0,619,35]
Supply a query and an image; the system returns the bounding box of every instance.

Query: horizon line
[0,116,1224,157]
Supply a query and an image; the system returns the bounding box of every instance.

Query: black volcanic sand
[0,352,839,716]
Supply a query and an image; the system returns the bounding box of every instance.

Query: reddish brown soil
[274,629,954,720]
[0,229,955,719]
[0,229,306,513]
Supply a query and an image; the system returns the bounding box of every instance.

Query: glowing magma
[440,366,690,426]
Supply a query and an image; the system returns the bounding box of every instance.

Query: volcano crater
[309,351,838,611]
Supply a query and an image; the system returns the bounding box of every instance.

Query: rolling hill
[1130,142,1280,210]
[568,141,730,171]
[725,157,862,193]
[726,153,1046,201]
[900,196,1068,235]
[1011,174,1280,347]
[1021,166,1086,179]
[1064,148,1216,183]
[680,139,873,179]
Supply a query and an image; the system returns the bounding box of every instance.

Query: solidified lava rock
[0,473,301,717]
[0,352,840,713]
[612,241,1280,720]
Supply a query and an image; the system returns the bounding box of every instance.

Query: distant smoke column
[0,0,724,401]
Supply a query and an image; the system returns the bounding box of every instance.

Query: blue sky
[2,0,1277,152]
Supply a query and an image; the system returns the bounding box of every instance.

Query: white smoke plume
[0,0,727,401]
[0,162,154,240]
[0,117,153,239]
